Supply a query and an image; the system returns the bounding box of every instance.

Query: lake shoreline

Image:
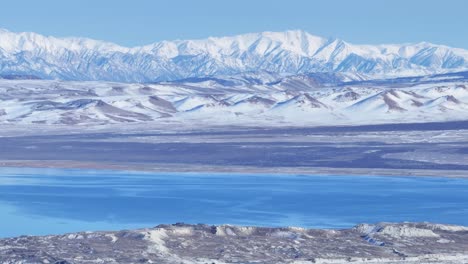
[1,159,468,179]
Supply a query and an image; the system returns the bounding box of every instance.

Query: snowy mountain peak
[0,28,126,54]
[0,29,467,82]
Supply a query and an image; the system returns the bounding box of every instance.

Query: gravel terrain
[1,222,467,264]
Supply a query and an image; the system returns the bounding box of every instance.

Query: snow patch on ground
[143,229,169,254]
[379,226,440,238]
[168,227,194,236]
[426,223,468,232]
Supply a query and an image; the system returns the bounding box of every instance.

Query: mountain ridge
[0,28,467,82]
[0,71,467,127]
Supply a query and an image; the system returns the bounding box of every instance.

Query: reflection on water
[1,167,468,238]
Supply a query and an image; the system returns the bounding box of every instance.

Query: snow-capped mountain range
[1,28,467,83]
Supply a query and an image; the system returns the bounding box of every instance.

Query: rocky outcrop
[1,222,467,263]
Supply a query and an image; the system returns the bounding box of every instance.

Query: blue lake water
[1,167,468,238]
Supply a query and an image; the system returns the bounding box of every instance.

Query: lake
[1,167,468,238]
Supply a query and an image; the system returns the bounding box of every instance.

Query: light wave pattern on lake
[1,167,468,238]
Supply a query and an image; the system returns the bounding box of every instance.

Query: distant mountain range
[0,28,467,83]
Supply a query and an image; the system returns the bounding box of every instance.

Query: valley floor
[1,121,468,178]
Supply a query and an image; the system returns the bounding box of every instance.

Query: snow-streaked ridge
[0,28,467,82]
[1,72,467,127]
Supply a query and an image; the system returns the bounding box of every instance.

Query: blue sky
[1,0,467,48]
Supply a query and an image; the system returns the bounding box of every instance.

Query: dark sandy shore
[1,160,468,178]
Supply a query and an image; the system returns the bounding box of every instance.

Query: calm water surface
[1,167,468,238]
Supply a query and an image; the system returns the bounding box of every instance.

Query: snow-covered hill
[0,29,467,82]
[1,72,467,127]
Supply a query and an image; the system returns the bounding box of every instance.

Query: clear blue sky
[1,0,467,48]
